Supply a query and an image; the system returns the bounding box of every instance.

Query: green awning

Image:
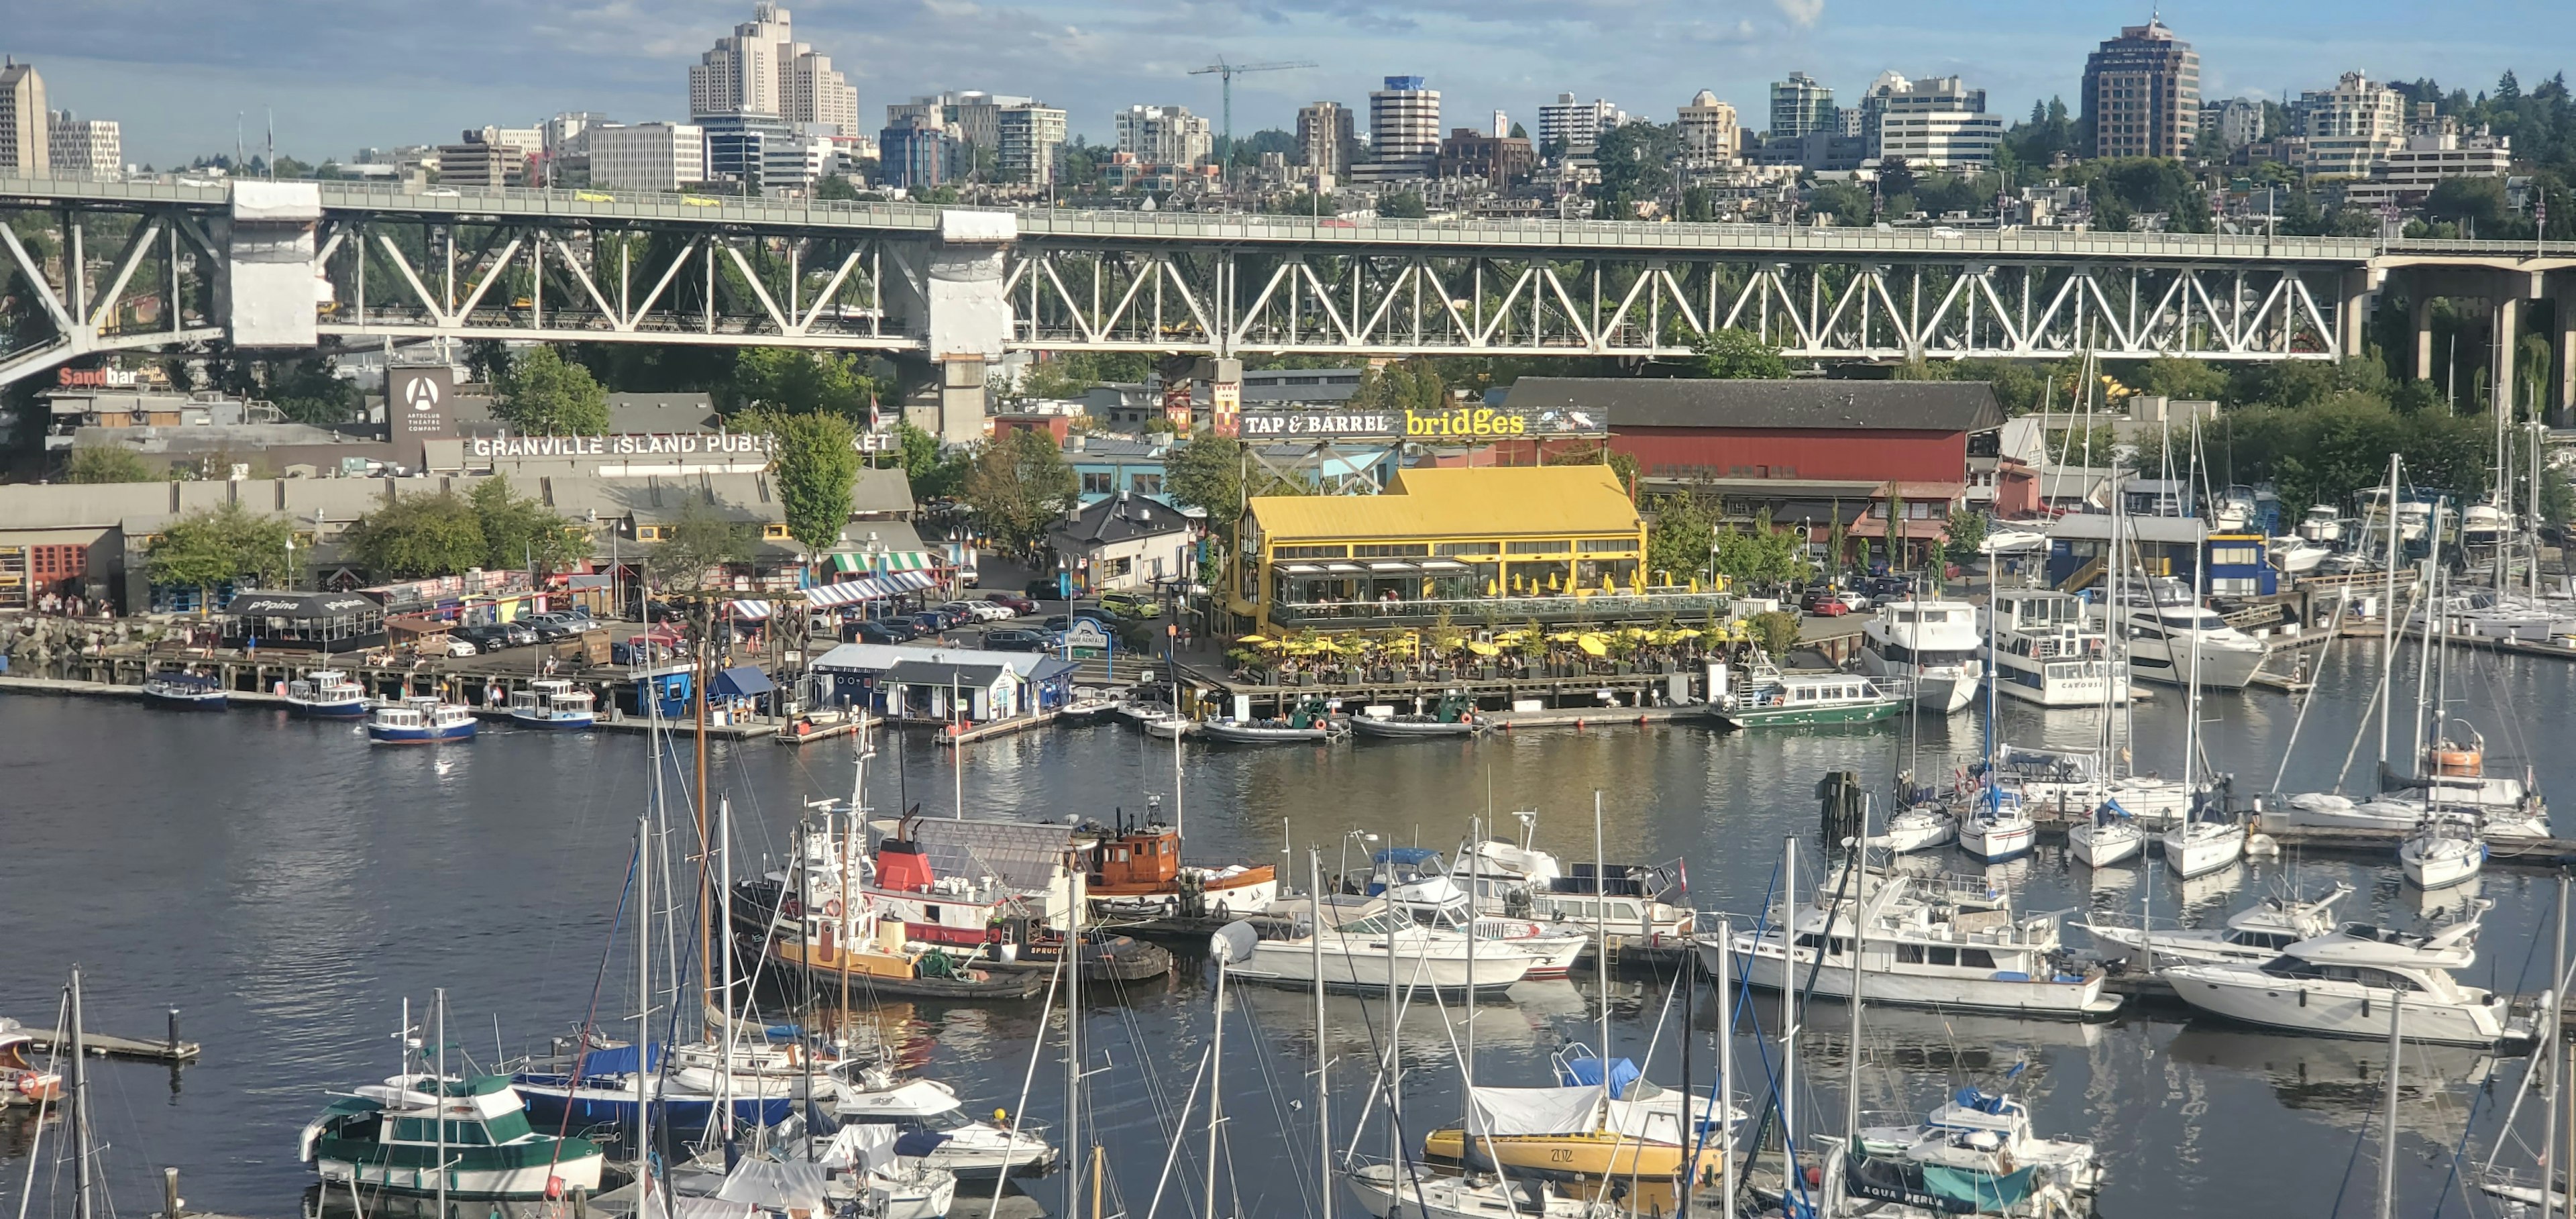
[829,550,936,574]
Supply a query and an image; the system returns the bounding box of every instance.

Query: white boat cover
[821,1122,902,1173]
[1468,1085,1680,1141]
[715,1159,833,1212]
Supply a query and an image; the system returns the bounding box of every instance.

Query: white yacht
[2111,602,2268,691]
[2460,496,2511,549]
[1236,904,1536,997]
[2161,909,2528,1047]
[1361,851,1589,979]
[1876,801,1957,854]
[507,678,598,729]
[1448,835,1696,951]
[1713,871,2121,1018]
[1980,590,2121,707]
[826,1063,1058,1178]
[2296,505,2347,543]
[2080,882,2352,965]
[2267,535,2332,576]
[1860,597,1984,714]
[2401,812,2487,890]
[2067,804,2144,868]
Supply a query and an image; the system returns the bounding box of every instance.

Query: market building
[1227,464,1723,635]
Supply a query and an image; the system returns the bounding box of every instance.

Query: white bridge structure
[4,176,2574,415]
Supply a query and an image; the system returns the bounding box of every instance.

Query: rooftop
[1504,378,2004,433]
[1246,464,1641,541]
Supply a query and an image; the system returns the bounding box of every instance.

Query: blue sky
[5,1,2569,166]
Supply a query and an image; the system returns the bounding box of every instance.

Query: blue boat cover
[568,1043,664,1075]
[1373,847,1442,867]
[1558,1057,1642,1099]
[892,1130,949,1158]
[714,665,776,698]
[1951,1088,2011,1115]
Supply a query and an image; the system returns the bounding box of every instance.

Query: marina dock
[12,1015,202,1064]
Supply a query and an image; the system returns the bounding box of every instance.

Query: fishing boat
[1704,657,1904,730]
[1195,697,1348,743]
[2080,882,2353,965]
[2068,801,2145,867]
[0,1024,62,1106]
[2401,811,2488,890]
[1978,589,2118,707]
[506,678,596,729]
[1234,902,1534,997]
[1716,869,2119,1018]
[1419,1049,1735,1182]
[750,895,1049,1001]
[2160,907,2528,1047]
[140,671,227,710]
[827,1062,1059,1178]
[283,669,370,718]
[1860,597,1984,714]
[1079,813,1280,921]
[1351,690,1490,738]
[366,695,477,744]
[299,1074,604,1200]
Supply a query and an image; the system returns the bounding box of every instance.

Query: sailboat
[2068,800,2145,868]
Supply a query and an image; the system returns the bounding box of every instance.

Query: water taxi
[1705,656,1904,729]
[140,672,228,711]
[283,669,370,718]
[506,678,596,729]
[366,696,478,744]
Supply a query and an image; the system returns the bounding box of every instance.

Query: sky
[5,0,2573,167]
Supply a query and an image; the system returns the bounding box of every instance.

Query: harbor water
[2,640,2571,1218]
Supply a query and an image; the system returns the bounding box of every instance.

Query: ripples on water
[1,642,2570,1218]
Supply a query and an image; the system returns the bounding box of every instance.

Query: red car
[1800,590,1851,617]
[984,592,1038,614]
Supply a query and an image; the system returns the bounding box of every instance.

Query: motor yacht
[1860,597,1984,714]
[2296,505,2347,544]
[1366,849,1589,979]
[2161,908,2527,1047]
[2267,535,2332,576]
[300,1074,604,1200]
[2080,882,2353,965]
[1448,834,1697,952]
[1234,902,1535,997]
[2112,602,2268,691]
[1713,870,2120,1018]
[1979,590,2120,708]
[1856,1084,2102,1196]
[826,1062,1058,1178]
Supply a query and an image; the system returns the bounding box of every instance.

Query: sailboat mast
[1464,816,1478,1159]
[435,988,448,1219]
[2548,875,2568,1196]
[1718,914,1735,1219]
[1206,947,1227,1219]
[2379,454,2402,769]
[1064,865,1085,1219]
[1780,836,1797,1180]
[716,795,735,1146]
[2378,996,2404,1219]
[68,968,92,1219]
[694,635,713,1039]
[1311,850,1333,1219]
[1843,802,1867,1183]
[1595,792,1610,1124]
[635,816,653,1196]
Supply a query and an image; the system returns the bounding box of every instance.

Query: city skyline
[4,1,2571,166]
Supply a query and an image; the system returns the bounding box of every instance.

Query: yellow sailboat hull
[1421,1127,1724,1182]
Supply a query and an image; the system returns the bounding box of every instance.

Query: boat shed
[807,643,1077,719]
[221,590,387,651]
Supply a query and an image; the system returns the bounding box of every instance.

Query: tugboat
[752,893,1047,1000]
[1079,810,1281,921]
[299,1074,604,1199]
[507,678,597,729]
[282,669,370,718]
[140,670,228,711]
[366,694,478,744]
[1351,690,1490,739]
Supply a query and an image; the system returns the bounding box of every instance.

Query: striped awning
[827,550,938,574]
[804,570,934,606]
[730,599,773,620]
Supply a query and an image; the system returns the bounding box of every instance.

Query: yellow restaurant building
[1228,465,1727,635]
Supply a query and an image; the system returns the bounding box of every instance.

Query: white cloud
[1773,0,1825,29]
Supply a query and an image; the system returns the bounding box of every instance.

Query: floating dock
[13,1020,201,1064]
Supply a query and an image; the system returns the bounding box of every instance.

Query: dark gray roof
[881,660,1012,687]
[607,394,721,433]
[1505,378,2004,433]
[1048,492,1192,550]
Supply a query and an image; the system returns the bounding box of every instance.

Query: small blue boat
[284,670,370,719]
[141,672,229,711]
[366,695,478,744]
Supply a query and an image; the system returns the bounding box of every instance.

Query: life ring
[781,897,803,918]
[823,898,843,918]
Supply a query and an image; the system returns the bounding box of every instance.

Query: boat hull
[2161,827,2245,879]
[1197,723,1342,743]
[142,689,229,711]
[1419,1127,1722,1182]
[2068,823,2144,867]
[2401,839,2487,890]
[1712,939,2116,1019]
[2127,641,2265,691]
[1708,698,1905,730]
[368,722,478,744]
[287,698,370,719]
[508,710,596,729]
[1985,650,2118,707]
[2160,966,2517,1046]
[509,1080,798,1133]
[1236,943,1532,997]
[1351,717,1485,738]
[1957,818,2035,863]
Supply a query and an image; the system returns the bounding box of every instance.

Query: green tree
[1348,360,1448,413]
[1808,181,1872,225]
[1749,610,1801,657]
[1591,121,1683,216]
[890,421,969,500]
[2092,194,2135,233]
[646,500,758,590]
[64,446,155,484]
[761,410,862,560]
[492,346,610,434]
[342,491,488,579]
[266,356,362,425]
[468,474,592,575]
[1645,494,1718,584]
[1713,511,1811,589]
[148,502,294,602]
[1943,509,1990,566]
[1376,191,1429,219]
[723,348,875,419]
[815,175,863,201]
[1167,433,1248,545]
[1693,327,1790,378]
[961,429,1079,553]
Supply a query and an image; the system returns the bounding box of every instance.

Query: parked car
[947,600,1012,622]
[908,612,953,636]
[451,624,520,653]
[982,629,1051,652]
[1039,608,1119,633]
[984,592,1038,615]
[1095,592,1160,618]
[1834,590,1872,612]
[440,635,481,657]
[849,621,906,645]
[1863,574,1917,600]
[1799,589,1851,617]
[868,616,921,642]
[523,613,586,641]
[645,600,684,623]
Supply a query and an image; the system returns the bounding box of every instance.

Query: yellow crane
[1187,59,1317,176]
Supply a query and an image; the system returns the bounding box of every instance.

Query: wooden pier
[2025,804,2576,869]
[12,1015,201,1064]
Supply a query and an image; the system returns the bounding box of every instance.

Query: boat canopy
[712,1158,830,1212]
[566,1043,665,1075]
[713,666,775,698]
[1559,1056,1643,1100]
[1466,1084,1686,1141]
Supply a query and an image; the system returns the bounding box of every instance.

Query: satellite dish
[1208,919,1258,965]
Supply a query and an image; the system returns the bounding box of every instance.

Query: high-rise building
[1852,72,1909,154]
[1872,76,2002,167]
[698,113,795,188]
[46,111,118,178]
[1537,93,1624,156]
[587,123,706,191]
[1364,76,1440,179]
[1436,127,1534,186]
[877,114,948,190]
[433,134,512,189]
[1114,104,1213,168]
[1768,72,1833,140]
[1,57,47,175]
[889,92,1032,154]
[2300,72,2407,178]
[996,103,1066,184]
[2082,19,2200,158]
[688,5,858,136]
[1678,91,1740,160]
[1296,101,1358,179]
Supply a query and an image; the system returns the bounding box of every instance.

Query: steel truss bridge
[5,174,2574,390]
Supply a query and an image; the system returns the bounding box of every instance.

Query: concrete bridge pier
[883,210,1019,443]
[2388,264,2564,419]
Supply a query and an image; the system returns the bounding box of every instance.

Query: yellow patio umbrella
[1602,573,1617,593]
[1622,627,1650,639]
[1674,628,1703,639]
[1236,633,1270,643]
[1576,634,1609,657]
[1466,641,1501,657]
[1547,631,1579,643]
[1485,578,1500,596]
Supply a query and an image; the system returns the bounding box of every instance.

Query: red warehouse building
[1503,378,2003,490]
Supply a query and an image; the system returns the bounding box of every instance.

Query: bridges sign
[1236,405,1607,443]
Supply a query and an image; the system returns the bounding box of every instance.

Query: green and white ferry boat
[299,1074,605,1200]
[1706,655,1907,729]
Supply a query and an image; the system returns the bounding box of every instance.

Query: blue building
[878,115,948,191]
[698,113,795,190]
[1066,435,1174,504]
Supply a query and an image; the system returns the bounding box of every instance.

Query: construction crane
[1188,59,1317,176]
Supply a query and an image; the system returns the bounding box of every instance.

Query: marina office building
[1226,464,1725,636]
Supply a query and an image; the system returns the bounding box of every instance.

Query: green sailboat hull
[1707,697,1907,730]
